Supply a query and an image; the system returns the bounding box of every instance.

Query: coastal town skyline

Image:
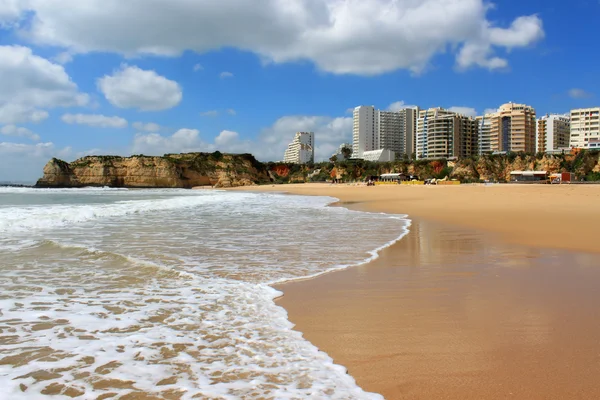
[1,1,600,181]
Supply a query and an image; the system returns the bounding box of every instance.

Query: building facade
[283,131,314,164]
[416,108,478,159]
[487,102,536,153]
[352,106,377,158]
[352,105,417,159]
[476,115,493,154]
[536,114,570,153]
[569,107,600,149]
[362,149,395,162]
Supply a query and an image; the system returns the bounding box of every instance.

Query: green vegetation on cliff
[37,150,600,188]
[267,150,600,184]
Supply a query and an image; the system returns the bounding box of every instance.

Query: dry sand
[231,183,600,399]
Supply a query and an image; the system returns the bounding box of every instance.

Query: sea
[0,187,410,400]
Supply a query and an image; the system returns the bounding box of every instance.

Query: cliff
[36,152,272,188]
[267,151,600,183]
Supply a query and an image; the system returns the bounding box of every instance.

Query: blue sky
[0,0,599,182]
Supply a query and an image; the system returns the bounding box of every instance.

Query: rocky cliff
[267,151,600,183]
[36,152,272,188]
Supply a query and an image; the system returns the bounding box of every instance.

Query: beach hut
[510,171,548,183]
[549,172,575,184]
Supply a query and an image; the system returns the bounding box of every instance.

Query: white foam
[0,190,408,399]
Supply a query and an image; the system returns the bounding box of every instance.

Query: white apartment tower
[352,105,417,159]
[569,107,600,149]
[536,114,570,153]
[283,131,314,164]
[352,106,377,158]
[476,115,493,154]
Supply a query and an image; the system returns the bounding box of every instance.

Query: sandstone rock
[36,153,271,189]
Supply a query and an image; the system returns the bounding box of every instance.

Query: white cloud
[0,45,88,124]
[193,63,203,71]
[568,88,593,99]
[200,110,219,117]
[457,15,544,70]
[0,105,49,125]
[10,1,544,75]
[448,106,478,117]
[483,108,499,115]
[132,121,161,132]
[214,130,239,146]
[0,125,41,141]
[219,71,234,79]
[61,113,128,128]
[53,51,73,64]
[97,65,182,111]
[226,109,236,116]
[0,141,73,182]
[0,0,25,28]
[387,101,418,112]
[132,129,203,155]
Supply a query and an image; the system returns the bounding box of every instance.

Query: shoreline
[230,184,600,399]
[229,183,600,254]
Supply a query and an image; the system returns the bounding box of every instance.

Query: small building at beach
[510,170,548,182]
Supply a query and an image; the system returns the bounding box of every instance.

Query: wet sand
[229,184,600,399]
[275,220,600,399]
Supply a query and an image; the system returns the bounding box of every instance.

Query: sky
[0,0,599,182]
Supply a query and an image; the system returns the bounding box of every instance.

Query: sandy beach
[230,184,600,399]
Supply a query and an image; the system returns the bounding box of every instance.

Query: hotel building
[352,105,417,160]
[476,115,493,154]
[283,131,314,164]
[536,114,570,153]
[416,108,479,159]
[487,102,537,153]
[352,106,378,158]
[569,107,600,149]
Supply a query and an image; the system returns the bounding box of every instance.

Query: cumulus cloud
[448,106,478,117]
[132,129,203,155]
[200,110,219,117]
[0,45,88,124]
[387,101,418,112]
[0,125,41,141]
[484,108,499,115]
[8,1,544,75]
[0,141,72,182]
[97,65,182,111]
[568,88,593,99]
[132,121,161,132]
[457,15,544,70]
[219,71,234,79]
[61,113,128,128]
[53,51,73,64]
[214,130,239,146]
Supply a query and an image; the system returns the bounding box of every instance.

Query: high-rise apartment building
[536,114,570,153]
[352,106,377,158]
[416,108,479,159]
[283,132,314,164]
[476,115,493,154]
[569,107,600,149]
[352,105,416,159]
[487,102,536,153]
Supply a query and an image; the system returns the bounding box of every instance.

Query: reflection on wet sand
[276,219,600,400]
